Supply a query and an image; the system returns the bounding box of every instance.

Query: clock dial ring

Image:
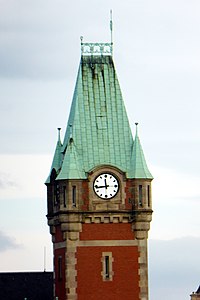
[93,173,119,199]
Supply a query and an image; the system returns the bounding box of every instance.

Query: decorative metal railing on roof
[81,41,113,56]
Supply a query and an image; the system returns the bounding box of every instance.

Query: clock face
[93,173,119,199]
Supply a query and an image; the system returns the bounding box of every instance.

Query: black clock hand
[104,179,108,189]
[95,185,107,189]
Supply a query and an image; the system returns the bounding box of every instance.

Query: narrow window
[72,186,76,207]
[58,256,62,281]
[63,186,66,207]
[105,256,110,279]
[54,184,60,205]
[147,185,150,207]
[139,185,143,207]
[101,252,113,281]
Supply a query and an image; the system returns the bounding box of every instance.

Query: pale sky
[0,1,200,299]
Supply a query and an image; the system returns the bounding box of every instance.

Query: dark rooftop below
[0,272,53,300]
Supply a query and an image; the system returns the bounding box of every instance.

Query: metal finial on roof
[135,123,138,135]
[57,128,61,142]
[110,9,113,45]
[69,124,73,142]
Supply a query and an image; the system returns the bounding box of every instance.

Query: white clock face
[93,173,119,199]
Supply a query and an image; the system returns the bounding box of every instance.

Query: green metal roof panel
[47,54,152,180]
[56,139,86,180]
[129,126,153,179]
[45,130,63,183]
[60,55,134,177]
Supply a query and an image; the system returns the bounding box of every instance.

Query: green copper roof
[61,55,133,177]
[46,51,153,182]
[45,129,63,183]
[129,125,153,179]
[56,138,86,179]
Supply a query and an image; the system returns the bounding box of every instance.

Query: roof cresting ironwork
[80,10,113,56]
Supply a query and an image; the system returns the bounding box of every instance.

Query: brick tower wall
[54,225,66,300]
[76,223,140,300]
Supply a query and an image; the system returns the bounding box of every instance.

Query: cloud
[0,155,51,200]
[0,0,200,162]
[149,237,200,300]
[0,231,21,252]
[1,0,199,80]
[0,0,84,80]
[0,172,17,189]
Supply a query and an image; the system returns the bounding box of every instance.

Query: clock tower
[46,41,153,300]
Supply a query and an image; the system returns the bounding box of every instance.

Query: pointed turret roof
[57,137,86,179]
[45,128,63,183]
[46,42,152,182]
[129,124,153,179]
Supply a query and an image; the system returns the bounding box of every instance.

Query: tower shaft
[46,42,153,300]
